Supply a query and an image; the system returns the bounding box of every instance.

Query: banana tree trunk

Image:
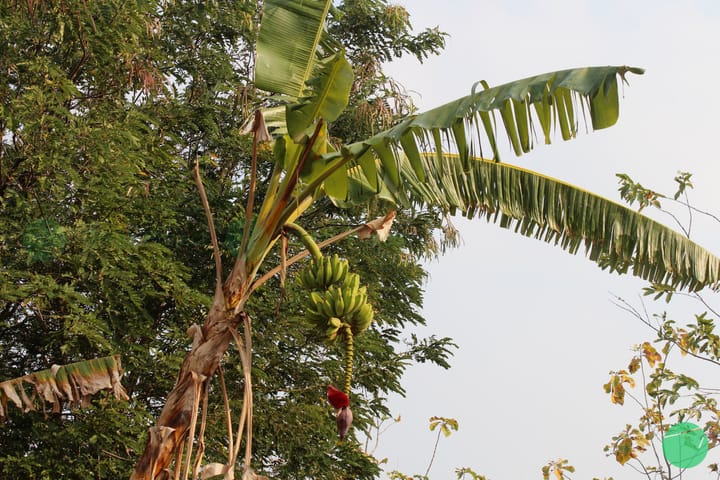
[130,289,245,480]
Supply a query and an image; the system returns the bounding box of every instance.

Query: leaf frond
[347,152,720,292]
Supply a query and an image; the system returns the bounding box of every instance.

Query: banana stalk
[343,323,354,394]
[284,222,322,260]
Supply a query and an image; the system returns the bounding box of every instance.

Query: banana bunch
[298,254,349,290]
[303,271,375,341]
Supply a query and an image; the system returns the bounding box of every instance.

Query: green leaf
[344,152,720,292]
[356,148,379,191]
[286,52,354,140]
[347,65,644,163]
[255,0,333,96]
[323,159,348,200]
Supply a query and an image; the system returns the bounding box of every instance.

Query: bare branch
[193,159,224,296]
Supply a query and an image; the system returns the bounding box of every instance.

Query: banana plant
[130,0,720,478]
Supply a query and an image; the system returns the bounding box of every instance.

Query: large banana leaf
[0,355,129,420]
[343,65,644,188]
[286,51,353,139]
[343,153,720,292]
[255,0,333,96]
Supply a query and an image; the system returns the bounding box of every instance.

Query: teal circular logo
[662,422,708,468]
[21,219,66,263]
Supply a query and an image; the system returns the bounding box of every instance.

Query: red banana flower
[327,385,353,439]
[327,385,349,409]
[336,406,353,440]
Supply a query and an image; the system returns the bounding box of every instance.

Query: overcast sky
[373,1,720,479]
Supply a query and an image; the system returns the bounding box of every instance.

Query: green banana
[341,282,355,315]
[341,274,359,313]
[331,286,345,317]
[322,297,336,319]
[330,255,349,284]
[323,257,332,287]
[324,325,339,341]
[328,255,339,284]
[350,303,374,335]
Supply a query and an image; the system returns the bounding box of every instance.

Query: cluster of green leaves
[0,0,455,478]
[329,0,446,65]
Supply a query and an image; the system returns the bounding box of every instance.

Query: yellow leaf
[615,438,634,465]
[678,334,690,356]
[628,357,641,374]
[612,383,625,405]
[642,342,662,366]
[623,375,635,389]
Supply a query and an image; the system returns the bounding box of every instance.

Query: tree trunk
[130,295,244,480]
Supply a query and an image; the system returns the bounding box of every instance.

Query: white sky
[374,1,720,479]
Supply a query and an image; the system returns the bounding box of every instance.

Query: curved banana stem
[248,224,366,296]
[343,324,354,394]
[284,222,322,260]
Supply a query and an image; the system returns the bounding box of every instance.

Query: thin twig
[424,427,442,478]
[659,207,689,237]
[218,366,235,466]
[667,196,720,225]
[693,292,720,318]
[640,358,665,470]
[194,159,224,295]
[682,190,693,238]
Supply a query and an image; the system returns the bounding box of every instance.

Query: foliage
[4,0,720,478]
[542,459,576,480]
[0,0,453,478]
[603,306,720,478]
[388,416,459,480]
[600,174,720,479]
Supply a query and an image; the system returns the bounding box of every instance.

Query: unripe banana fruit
[298,254,350,290]
[349,302,374,335]
[300,255,374,343]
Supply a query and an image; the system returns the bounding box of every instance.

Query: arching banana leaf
[341,65,643,192]
[341,153,720,292]
[255,0,352,141]
[0,355,129,420]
